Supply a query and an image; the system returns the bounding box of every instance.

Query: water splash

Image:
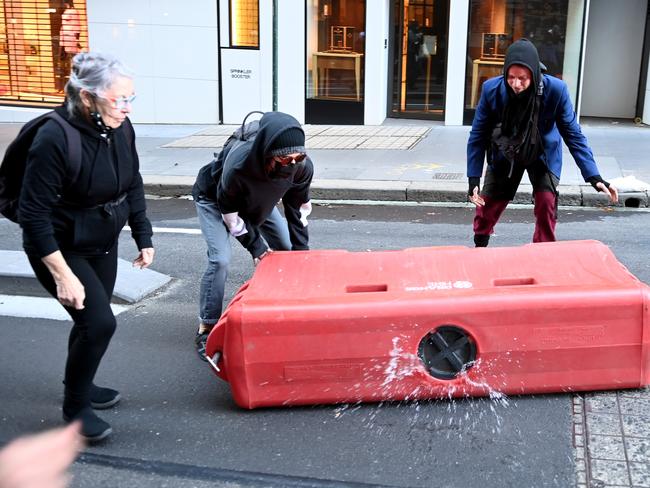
[381,336,421,388]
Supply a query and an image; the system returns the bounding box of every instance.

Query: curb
[142,175,649,208]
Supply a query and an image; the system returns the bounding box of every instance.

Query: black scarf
[491,39,544,174]
[501,85,536,138]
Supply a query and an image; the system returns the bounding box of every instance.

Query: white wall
[364,0,390,125]
[258,0,274,114]
[220,49,263,123]
[562,0,586,106]
[277,0,306,121]
[219,0,273,124]
[445,0,469,126]
[87,0,219,124]
[0,106,47,123]
[581,0,647,118]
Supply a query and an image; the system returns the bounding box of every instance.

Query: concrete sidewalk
[129,117,650,207]
[0,116,649,206]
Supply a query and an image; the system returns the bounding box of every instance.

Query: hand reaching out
[133,247,155,269]
[0,422,83,488]
[596,182,618,203]
[469,186,485,207]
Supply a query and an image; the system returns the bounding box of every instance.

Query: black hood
[236,111,305,180]
[503,38,542,90]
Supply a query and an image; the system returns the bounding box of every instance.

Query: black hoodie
[19,105,153,257]
[193,112,313,258]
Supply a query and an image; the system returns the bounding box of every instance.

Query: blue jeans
[195,197,291,326]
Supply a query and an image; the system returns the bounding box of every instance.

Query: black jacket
[19,106,153,257]
[193,112,313,258]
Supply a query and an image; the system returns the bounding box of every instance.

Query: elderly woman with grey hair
[18,52,154,442]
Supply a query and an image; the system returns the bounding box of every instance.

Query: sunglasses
[273,153,306,166]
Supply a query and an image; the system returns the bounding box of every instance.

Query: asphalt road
[1,200,648,488]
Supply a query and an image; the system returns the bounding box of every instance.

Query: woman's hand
[41,251,85,310]
[133,247,155,269]
[54,271,85,310]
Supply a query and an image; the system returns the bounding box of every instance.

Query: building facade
[0,0,648,125]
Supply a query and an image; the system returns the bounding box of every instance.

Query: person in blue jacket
[467,38,618,247]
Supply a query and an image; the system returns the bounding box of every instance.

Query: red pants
[472,160,560,246]
[473,191,557,246]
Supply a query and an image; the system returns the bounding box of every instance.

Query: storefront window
[465,0,585,115]
[305,0,366,124]
[0,0,89,107]
[229,0,259,48]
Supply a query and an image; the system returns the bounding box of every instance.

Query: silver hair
[64,52,133,117]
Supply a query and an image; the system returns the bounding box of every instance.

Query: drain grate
[432,172,464,180]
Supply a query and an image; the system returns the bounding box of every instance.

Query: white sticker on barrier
[404,281,473,292]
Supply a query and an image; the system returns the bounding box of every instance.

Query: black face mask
[269,163,295,180]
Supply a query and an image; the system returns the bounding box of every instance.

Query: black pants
[28,246,118,413]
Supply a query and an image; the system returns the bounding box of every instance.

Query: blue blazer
[467,74,600,181]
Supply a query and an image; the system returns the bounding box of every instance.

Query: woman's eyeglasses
[273,153,306,166]
[101,94,137,110]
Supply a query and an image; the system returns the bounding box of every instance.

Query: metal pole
[272,0,278,111]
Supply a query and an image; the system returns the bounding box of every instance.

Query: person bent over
[192,112,314,360]
[467,38,617,247]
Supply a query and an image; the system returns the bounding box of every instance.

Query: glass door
[389,0,448,120]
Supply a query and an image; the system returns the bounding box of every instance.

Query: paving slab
[576,388,650,488]
[0,294,128,320]
[0,250,171,304]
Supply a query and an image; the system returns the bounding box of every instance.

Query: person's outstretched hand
[596,182,619,203]
[133,247,155,269]
[0,422,83,488]
[469,186,485,207]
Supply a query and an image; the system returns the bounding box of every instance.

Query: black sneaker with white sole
[63,407,112,443]
[90,384,121,410]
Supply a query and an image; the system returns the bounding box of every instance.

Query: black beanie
[267,128,306,157]
[503,38,542,88]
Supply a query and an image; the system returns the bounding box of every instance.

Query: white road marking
[125,226,202,235]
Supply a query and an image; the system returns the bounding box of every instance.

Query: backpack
[0,110,134,223]
[0,111,81,223]
[195,111,264,198]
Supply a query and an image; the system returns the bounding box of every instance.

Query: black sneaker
[90,384,121,410]
[195,331,210,362]
[63,407,112,443]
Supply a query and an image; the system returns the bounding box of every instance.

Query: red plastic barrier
[205,240,650,409]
